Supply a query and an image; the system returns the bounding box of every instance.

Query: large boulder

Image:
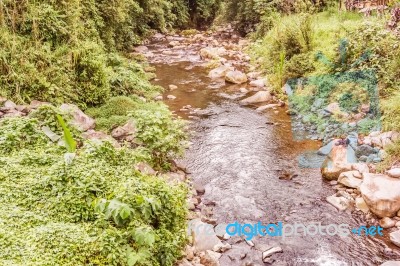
[225,70,248,84]
[208,65,233,79]
[388,168,400,178]
[381,262,400,266]
[360,173,400,217]
[60,104,95,132]
[321,144,354,180]
[355,144,376,158]
[240,91,272,105]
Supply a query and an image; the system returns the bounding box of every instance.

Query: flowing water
[148,37,400,265]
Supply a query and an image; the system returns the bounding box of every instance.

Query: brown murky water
[148,37,400,265]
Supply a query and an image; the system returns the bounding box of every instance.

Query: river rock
[388,168,400,178]
[390,230,400,247]
[3,100,16,109]
[111,120,136,142]
[208,65,233,79]
[355,197,369,213]
[249,78,266,88]
[225,70,248,84]
[256,104,279,112]
[381,262,400,266]
[60,103,95,132]
[82,129,120,147]
[200,250,221,266]
[167,95,176,100]
[133,46,148,53]
[338,171,363,189]
[351,163,370,174]
[355,144,376,158]
[262,246,283,261]
[380,217,396,229]
[360,173,400,217]
[200,47,226,59]
[240,91,272,105]
[189,219,222,252]
[321,144,354,180]
[168,84,178,90]
[168,41,180,47]
[326,195,350,211]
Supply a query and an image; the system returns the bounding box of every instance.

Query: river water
[148,36,400,266]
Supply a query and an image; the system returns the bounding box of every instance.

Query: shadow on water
[148,39,400,265]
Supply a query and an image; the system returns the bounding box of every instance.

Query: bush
[129,103,188,169]
[0,116,188,266]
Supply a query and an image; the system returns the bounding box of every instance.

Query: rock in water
[240,91,272,104]
[321,143,353,180]
[360,173,400,217]
[60,103,95,132]
[381,262,400,266]
[262,246,283,262]
[380,217,396,229]
[200,250,221,266]
[225,70,248,84]
[208,65,233,79]
[188,219,222,252]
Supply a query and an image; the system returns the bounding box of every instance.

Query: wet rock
[193,182,205,194]
[189,219,222,252]
[262,246,283,262]
[3,100,16,109]
[381,262,400,266]
[200,47,226,59]
[388,168,400,178]
[380,217,396,229]
[355,197,369,213]
[111,120,136,142]
[355,144,376,158]
[318,140,334,156]
[133,46,148,53]
[256,104,279,112]
[338,171,363,189]
[225,70,248,84]
[60,103,95,132]
[167,95,176,100]
[390,230,400,247]
[177,259,193,266]
[185,245,195,260]
[208,65,233,79]
[360,173,400,217]
[154,95,163,101]
[249,79,266,88]
[200,250,221,266]
[240,91,272,105]
[213,243,231,253]
[169,84,178,90]
[326,195,350,211]
[321,144,354,180]
[134,162,156,175]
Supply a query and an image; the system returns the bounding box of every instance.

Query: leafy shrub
[129,103,188,169]
[0,117,188,266]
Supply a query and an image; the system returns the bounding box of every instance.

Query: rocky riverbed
[141,27,400,265]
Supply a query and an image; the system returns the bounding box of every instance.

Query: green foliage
[0,117,188,266]
[382,92,400,132]
[56,114,77,153]
[129,103,188,168]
